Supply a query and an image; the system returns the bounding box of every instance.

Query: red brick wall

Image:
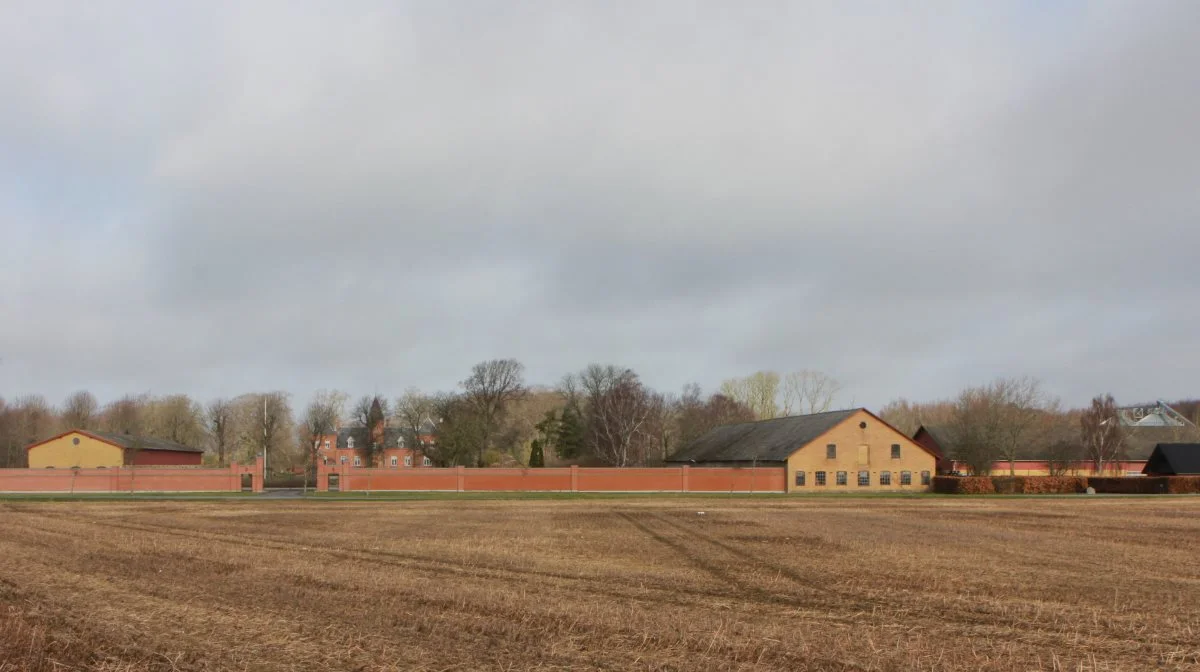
[0,458,263,493]
[320,464,786,493]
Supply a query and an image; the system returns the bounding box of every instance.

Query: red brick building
[315,418,437,469]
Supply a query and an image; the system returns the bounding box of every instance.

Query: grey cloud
[1,1,1198,410]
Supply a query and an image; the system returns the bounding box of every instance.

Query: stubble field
[1,497,1198,671]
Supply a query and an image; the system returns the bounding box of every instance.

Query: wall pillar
[456,465,465,492]
[253,456,265,492]
[316,462,329,492]
[229,461,239,492]
[570,465,579,493]
[681,465,689,493]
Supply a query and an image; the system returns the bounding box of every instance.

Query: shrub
[1020,476,1088,494]
[933,476,995,494]
[1088,477,1166,494]
[1165,476,1200,494]
[938,476,1086,494]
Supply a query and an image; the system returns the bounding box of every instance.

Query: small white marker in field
[697,511,706,516]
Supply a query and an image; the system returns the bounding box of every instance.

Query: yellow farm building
[667,408,938,492]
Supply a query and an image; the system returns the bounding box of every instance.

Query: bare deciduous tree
[1082,394,1125,475]
[205,398,235,467]
[428,393,483,467]
[146,394,205,447]
[991,378,1060,475]
[461,359,527,467]
[236,392,293,472]
[0,395,56,467]
[101,394,147,435]
[302,390,346,489]
[60,390,98,430]
[674,384,756,450]
[782,370,842,415]
[720,372,779,420]
[581,366,655,467]
[393,388,435,455]
[878,398,955,437]
[1045,439,1082,476]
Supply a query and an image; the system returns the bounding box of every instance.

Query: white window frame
[353,456,362,467]
[404,455,413,467]
[390,456,398,467]
[422,457,432,467]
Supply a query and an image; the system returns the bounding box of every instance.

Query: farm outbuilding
[25,430,204,468]
[1142,443,1200,476]
[667,408,938,492]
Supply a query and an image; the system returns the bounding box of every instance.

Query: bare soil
[1,497,1198,671]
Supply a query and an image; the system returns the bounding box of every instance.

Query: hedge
[1088,476,1200,494]
[932,476,995,494]
[934,475,1200,495]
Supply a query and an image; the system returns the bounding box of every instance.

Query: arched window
[346,436,355,449]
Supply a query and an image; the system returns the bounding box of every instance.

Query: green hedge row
[932,476,1200,494]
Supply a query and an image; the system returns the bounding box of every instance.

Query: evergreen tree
[529,439,545,468]
[555,406,585,460]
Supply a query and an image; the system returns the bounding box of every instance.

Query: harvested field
[1,498,1198,671]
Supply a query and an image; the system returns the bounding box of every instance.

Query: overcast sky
[2,1,1198,411]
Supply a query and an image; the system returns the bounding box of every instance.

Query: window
[404,455,413,467]
[880,471,892,486]
[836,471,847,486]
[324,439,330,447]
[397,436,405,447]
[826,444,836,459]
[423,457,432,467]
[921,470,931,486]
[857,470,870,486]
[891,444,901,459]
[815,471,826,486]
[795,471,805,486]
[353,456,362,467]
[390,456,398,467]
[900,471,912,485]
[340,456,348,464]
[346,436,355,449]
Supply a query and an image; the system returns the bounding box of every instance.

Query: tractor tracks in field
[12,509,763,614]
[615,511,873,613]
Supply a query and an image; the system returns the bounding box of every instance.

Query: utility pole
[262,395,268,479]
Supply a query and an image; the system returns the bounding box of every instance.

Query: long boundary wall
[318,463,785,493]
[0,458,263,493]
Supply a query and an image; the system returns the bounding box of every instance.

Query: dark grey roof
[915,425,956,456]
[336,426,406,449]
[667,409,858,463]
[88,431,204,453]
[1144,443,1200,475]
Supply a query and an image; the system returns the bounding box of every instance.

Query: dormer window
[346,436,355,449]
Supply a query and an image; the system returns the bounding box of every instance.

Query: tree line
[6,367,1192,475]
[0,363,841,472]
[880,377,1200,475]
